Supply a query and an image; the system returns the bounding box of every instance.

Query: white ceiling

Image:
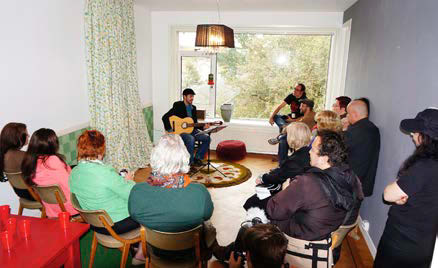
[137,0,358,12]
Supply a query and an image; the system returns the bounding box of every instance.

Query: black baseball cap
[299,99,314,109]
[182,88,196,96]
[400,108,438,139]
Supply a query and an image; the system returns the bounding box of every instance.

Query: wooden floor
[135,152,374,267]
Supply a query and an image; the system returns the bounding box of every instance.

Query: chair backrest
[331,217,359,249]
[70,193,114,228]
[5,172,28,190]
[33,184,67,205]
[142,225,202,251]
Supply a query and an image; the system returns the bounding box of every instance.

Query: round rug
[189,160,252,188]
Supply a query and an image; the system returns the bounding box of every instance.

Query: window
[178,31,332,120]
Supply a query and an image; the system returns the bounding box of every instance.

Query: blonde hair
[315,110,342,132]
[150,134,190,175]
[286,122,311,150]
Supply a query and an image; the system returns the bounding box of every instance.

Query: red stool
[216,140,247,161]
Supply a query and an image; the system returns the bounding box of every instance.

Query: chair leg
[40,207,47,219]
[120,243,130,268]
[18,204,23,216]
[89,232,98,268]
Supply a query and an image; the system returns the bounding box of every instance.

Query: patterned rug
[189,160,252,188]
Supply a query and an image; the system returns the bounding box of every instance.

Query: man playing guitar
[162,88,210,167]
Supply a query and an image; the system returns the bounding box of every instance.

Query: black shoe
[268,137,280,145]
[193,158,204,167]
[212,241,235,261]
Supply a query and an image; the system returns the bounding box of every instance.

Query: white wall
[151,11,344,147]
[0,1,152,216]
[0,0,89,215]
[134,3,153,107]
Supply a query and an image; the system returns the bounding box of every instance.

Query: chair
[140,225,204,268]
[33,184,83,222]
[71,193,141,268]
[4,172,45,217]
[331,217,359,249]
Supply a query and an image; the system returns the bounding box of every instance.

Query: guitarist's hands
[203,123,211,130]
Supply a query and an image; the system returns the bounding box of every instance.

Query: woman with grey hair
[146,134,191,188]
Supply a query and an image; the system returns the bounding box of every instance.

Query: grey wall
[344,0,438,246]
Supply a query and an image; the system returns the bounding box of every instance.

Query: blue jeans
[180,129,211,164]
[278,134,289,164]
[273,114,288,132]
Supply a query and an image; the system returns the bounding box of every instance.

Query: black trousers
[92,216,139,235]
[374,222,434,268]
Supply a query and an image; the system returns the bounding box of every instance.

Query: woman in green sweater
[69,130,138,234]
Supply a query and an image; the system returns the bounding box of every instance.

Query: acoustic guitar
[168,116,223,135]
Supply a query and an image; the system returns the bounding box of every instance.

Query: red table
[0,215,89,268]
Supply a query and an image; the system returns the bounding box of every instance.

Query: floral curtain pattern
[84,0,152,170]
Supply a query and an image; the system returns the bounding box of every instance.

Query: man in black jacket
[345,99,381,197]
[162,88,210,166]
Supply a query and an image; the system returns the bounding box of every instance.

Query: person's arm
[384,181,408,205]
[269,101,287,125]
[162,104,177,132]
[266,176,305,220]
[106,169,136,201]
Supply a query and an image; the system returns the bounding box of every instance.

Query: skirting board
[359,216,377,258]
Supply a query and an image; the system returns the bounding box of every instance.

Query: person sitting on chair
[162,88,210,167]
[129,133,217,262]
[21,128,79,217]
[0,122,35,201]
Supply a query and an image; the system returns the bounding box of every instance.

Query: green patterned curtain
[84,0,152,170]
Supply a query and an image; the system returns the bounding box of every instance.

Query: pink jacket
[33,155,78,218]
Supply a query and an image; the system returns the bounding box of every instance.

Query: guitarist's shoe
[193,158,204,167]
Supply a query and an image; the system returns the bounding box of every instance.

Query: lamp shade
[195,24,235,48]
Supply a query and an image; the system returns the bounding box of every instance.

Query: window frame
[171,25,345,120]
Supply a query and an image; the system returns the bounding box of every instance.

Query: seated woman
[243,122,311,220]
[21,128,78,217]
[266,130,363,267]
[129,134,215,259]
[69,130,138,234]
[0,122,35,201]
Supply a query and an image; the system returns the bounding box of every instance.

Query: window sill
[205,118,272,128]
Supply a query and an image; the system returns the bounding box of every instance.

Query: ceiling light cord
[216,0,221,24]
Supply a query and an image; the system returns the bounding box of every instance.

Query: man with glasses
[269,83,307,131]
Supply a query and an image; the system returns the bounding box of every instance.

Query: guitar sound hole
[181,123,187,129]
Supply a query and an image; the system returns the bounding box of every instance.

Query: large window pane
[181,56,215,117]
[216,33,331,119]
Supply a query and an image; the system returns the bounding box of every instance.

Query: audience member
[162,88,210,167]
[269,83,307,130]
[332,96,351,119]
[0,122,35,200]
[267,130,363,267]
[129,134,216,261]
[269,99,316,164]
[345,99,381,197]
[210,224,288,268]
[374,108,438,268]
[21,128,78,217]
[69,130,138,231]
[243,122,311,220]
[314,110,342,133]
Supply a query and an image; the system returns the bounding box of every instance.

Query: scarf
[145,171,190,188]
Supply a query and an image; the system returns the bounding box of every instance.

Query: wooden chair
[71,193,141,268]
[140,224,205,268]
[32,184,82,222]
[331,217,359,250]
[4,171,45,217]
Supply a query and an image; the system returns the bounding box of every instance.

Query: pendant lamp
[195,0,235,49]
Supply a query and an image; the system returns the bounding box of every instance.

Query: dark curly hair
[317,130,349,166]
[398,133,438,176]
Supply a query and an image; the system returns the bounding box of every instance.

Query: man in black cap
[269,99,316,164]
[162,88,210,166]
